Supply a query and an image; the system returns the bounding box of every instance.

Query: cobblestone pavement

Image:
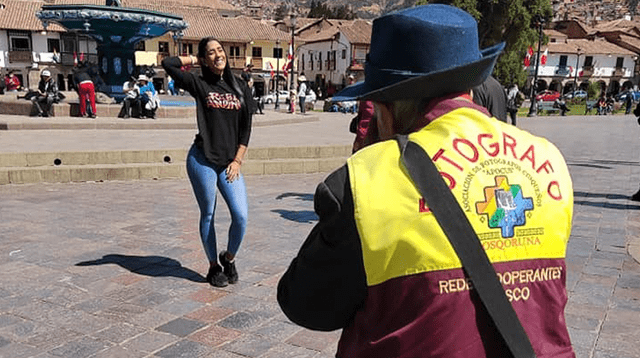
[1,114,640,358]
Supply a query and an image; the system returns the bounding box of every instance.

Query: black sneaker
[219,250,238,284]
[206,265,228,287]
[632,190,640,202]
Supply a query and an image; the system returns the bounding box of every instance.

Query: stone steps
[0,145,351,185]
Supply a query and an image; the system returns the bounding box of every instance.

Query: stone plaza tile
[249,319,302,341]
[48,336,113,358]
[156,317,208,338]
[568,327,598,352]
[188,287,229,304]
[153,297,205,316]
[217,311,268,331]
[126,291,173,308]
[258,273,282,288]
[595,331,640,356]
[110,272,148,286]
[94,323,147,344]
[155,339,216,358]
[187,324,242,348]
[92,345,148,358]
[259,343,319,358]
[126,308,178,329]
[0,342,42,358]
[186,305,234,324]
[236,284,275,300]
[121,331,179,354]
[221,333,278,357]
[97,302,149,322]
[285,329,342,352]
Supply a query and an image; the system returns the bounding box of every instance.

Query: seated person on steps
[119,78,141,118]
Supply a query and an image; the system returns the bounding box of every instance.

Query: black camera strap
[396,134,537,358]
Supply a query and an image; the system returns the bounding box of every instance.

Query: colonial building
[294,17,372,95]
[528,22,640,97]
[0,0,290,96]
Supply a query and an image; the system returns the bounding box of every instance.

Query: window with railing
[182,43,193,55]
[158,41,169,54]
[47,39,60,53]
[9,31,30,51]
[584,56,593,67]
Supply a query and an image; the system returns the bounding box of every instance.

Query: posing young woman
[162,37,252,287]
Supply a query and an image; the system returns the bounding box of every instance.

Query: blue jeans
[186,145,248,263]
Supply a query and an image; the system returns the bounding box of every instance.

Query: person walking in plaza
[297,75,307,114]
[278,5,575,358]
[5,70,21,92]
[162,37,252,288]
[506,83,523,125]
[73,62,97,118]
[31,70,61,117]
[472,75,508,122]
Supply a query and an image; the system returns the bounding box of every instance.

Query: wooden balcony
[59,52,98,66]
[613,67,626,77]
[228,57,246,69]
[8,50,32,63]
[581,66,594,77]
[250,57,263,69]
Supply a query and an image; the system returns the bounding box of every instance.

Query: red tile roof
[0,0,64,31]
[296,18,371,45]
[545,38,636,56]
[0,0,289,42]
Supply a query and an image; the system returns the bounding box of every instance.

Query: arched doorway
[608,80,621,96]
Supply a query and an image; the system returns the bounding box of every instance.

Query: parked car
[563,90,587,99]
[262,90,289,104]
[614,91,640,102]
[305,89,317,103]
[535,90,561,102]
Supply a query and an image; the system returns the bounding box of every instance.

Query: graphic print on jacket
[340,105,575,358]
[207,92,241,110]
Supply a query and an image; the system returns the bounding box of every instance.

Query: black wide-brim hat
[333,4,505,103]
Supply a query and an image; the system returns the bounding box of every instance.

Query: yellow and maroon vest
[339,106,575,358]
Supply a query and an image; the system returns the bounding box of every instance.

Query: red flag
[79,52,85,62]
[524,46,533,67]
[73,51,78,66]
[283,61,292,76]
[540,49,548,65]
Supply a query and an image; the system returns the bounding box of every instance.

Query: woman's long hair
[197,36,247,115]
[197,37,242,98]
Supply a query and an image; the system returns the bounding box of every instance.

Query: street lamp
[573,48,582,99]
[275,40,280,110]
[528,15,546,117]
[286,8,297,113]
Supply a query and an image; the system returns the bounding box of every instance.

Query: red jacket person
[277,5,575,358]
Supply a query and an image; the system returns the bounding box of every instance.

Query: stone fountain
[36,1,188,96]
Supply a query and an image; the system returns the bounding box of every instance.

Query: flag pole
[528,15,545,117]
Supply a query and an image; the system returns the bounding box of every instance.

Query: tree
[416,0,553,89]
[274,3,288,21]
[307,0,356,19]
